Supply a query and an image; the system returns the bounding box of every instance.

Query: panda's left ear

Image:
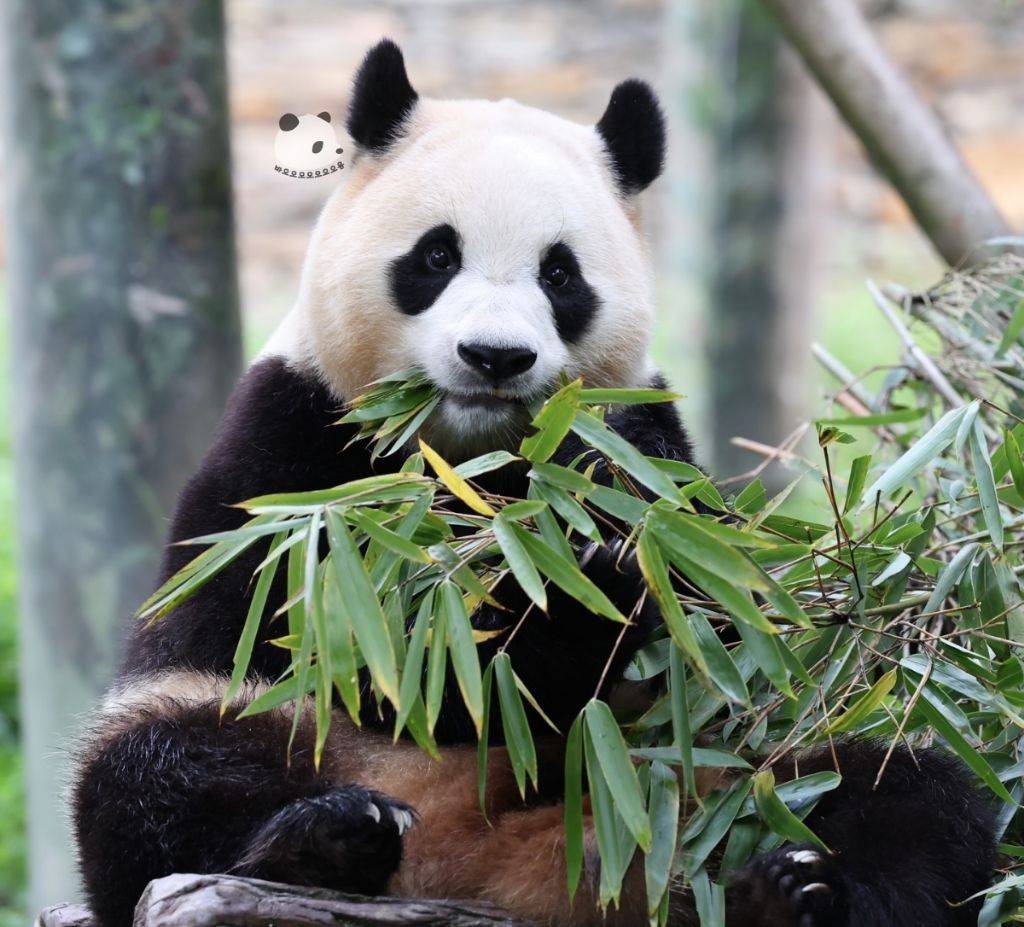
[596,79,666,195]
[346,39,418,153]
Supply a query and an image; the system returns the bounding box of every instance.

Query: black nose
[457,342,537,383]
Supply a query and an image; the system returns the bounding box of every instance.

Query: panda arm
[120,357,387,680]
[73,674,413,927]
[727,740,998,927]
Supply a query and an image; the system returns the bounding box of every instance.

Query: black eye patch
[539,242,599,343]
[389,224,462,316]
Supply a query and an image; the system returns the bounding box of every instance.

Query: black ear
[317,111,331,123]
[595,79,666,194]
[346,39,418,153]
[279,113,299,132]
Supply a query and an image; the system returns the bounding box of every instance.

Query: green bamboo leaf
[347,508,433,564]
[530,480,602,542]
[440,582,485,735]
[579,387,681,405]
[493,515,547,611]
[564,713,585,902]
[494,652,537,797]
[571,410,682,502]
[996,297,1024,356]
[668,645,699,806]
[825,669,897,734]
[520,378,582,463]
[734,623,793,698]
[221,532,286,715]
[816,408,927,426]
[843,454,872,515]
[734,479,767,514]
[645,760,680,915]
[236,674,315,719]
[242,472,431,512]
[923,542,978,615]
[529,461,596,494]
[691,871,725,927]
[584,700,652,852]
[454,450,520,479]
[325,508,400,704]
[324,570,361,720]
[752,770,829,852]
[1003,428,1024,499]
[647,509,770,592]
[499,500,547,521]
[682,778,752,876]
[969,420,1003,551]
[588,484,649,523]
[476,660,495,813]
[859,405,967,506]
[530,493,577,563]
[669,551,777,635]
[635,530,707,675]
[690,613,750,705]
[515,529,626,623]
[583,720,635,906]
[394,591,434,738]
[426,605,448,734]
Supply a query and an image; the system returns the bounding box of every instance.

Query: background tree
[1,0,242,911]
[706,0,831,483]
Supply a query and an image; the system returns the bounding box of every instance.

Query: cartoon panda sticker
[274,112,344,179]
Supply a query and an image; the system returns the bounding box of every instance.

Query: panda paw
[728,845,847,927]
[235,785,416,895]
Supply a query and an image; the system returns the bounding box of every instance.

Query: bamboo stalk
[758,0,1014,265]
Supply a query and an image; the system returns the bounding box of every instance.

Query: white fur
[267,95,657,456]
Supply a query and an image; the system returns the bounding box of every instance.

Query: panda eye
[542,264,570,288]
[424,244,454,273]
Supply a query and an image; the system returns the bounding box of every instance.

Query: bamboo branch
[758,0,1014,265]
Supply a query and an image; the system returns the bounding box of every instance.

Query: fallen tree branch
[36,874,533,927]
[758,0,1014,265]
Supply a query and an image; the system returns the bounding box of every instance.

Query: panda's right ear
[346,39,418,154]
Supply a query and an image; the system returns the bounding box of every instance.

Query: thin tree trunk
[1,0,242,912]
[758,0,1013,265]
[707,0,830,481]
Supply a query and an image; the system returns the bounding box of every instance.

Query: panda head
[274,112,343,174]
[282,39,666,456]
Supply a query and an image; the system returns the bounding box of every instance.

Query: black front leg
[73,682,412,927]
[727,741,997,927]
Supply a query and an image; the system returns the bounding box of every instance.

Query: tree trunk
[1,0,242,913]
[758,0,1013,266]
[707,0,830,481]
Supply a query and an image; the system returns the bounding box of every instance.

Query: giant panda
[71,39,997,927]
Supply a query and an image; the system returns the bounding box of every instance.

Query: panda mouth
[445,390,525,411]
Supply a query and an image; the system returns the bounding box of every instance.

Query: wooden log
[36,875,533,927]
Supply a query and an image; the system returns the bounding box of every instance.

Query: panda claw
[799,882,831,894]
[788,849,822,867]
[365,801,381,823]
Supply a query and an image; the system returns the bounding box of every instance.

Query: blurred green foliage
[0,283,27,926]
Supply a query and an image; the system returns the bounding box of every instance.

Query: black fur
[596,78,666,194]
[346,39,418,152]
[540,241,600,344]
[389,223,462,316]
[727,741,997,926]
[72,699,409,927]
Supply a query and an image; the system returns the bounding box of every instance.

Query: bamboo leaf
[395,591,434,738]
[440,582,485,735]
[325,509,400,704]
[419,439,496,516]
[969,420,1004,551]
[825,669,897,734]
[494,652,537,797]
[645,760,680,915]
[564,713,585,901]
[584,700,652,852]
[752,770,829,852]
[493,516,547,611]
[520,378,582,463]
[843,455,872,515]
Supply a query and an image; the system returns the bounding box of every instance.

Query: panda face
[301,101,654,453]
[274,112,343,175]
[278,41,666,458]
